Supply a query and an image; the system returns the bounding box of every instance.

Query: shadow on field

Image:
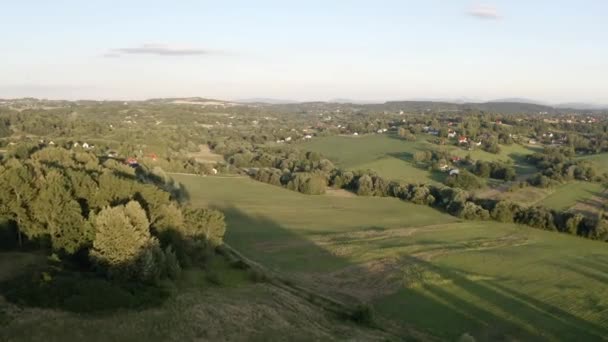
[216,206,608,340]
[379,256,608,341]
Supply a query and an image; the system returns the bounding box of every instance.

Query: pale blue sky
[1,1,607,103]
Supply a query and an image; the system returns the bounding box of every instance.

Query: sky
[1,0,607,103]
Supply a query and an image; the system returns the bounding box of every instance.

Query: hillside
[173,175,608,341]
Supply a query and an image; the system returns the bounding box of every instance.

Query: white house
[353,132,359,136]
[449,169,460,176]
[82,142,90,149]
[304,134,313,139]
[285,136,292,142]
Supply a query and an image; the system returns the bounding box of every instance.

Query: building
[458,136,468,144]
[449,168,460,176]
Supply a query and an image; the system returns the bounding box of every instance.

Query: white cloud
[468,4,501,20]
[105,44,215,57]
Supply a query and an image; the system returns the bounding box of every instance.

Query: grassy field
[174,174,608,341]
[579,152,608,170]
[539,182,606,211]
[298,134,537,184]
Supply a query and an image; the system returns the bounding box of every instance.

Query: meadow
[175,174,608,341]
[298,134,537,184]
[539,181,606,211]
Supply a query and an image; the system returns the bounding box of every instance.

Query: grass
[578,152,608,170]
[539,182,606,211]
[298,134,538,184]
[173,174,608,341]
[1,251,386,341]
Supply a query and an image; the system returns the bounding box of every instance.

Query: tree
[183,207,226,247]
[300,174,326,195]
[30,170,90,253]
[356,175,374,196]
[90,201,160,282]
[0,160,36,246]
[565,214,584,235]
[491,201,518,223]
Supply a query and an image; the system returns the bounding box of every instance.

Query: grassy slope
[539,182,605,211]
[175,174,608,341]
[1,253,386,342]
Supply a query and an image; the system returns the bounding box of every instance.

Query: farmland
[174,174,608,341]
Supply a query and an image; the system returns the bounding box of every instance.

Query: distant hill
[556,102,608,110]
[236,98,300,104]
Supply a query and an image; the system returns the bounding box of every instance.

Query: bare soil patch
[187,144,224,164]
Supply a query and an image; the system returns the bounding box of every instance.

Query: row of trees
[473,160,517,181]
[242,149,608,242]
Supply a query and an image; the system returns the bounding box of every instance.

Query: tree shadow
[0,247,172,314]
[210,206,608,341]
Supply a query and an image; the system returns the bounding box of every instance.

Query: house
[377,129,383,134]
[458,136,468,144]
[304,135,313,139]
[211,168,218,175]
[382,128,388,132]
[529,139,537,145]
[449,168,460,176]
[73,142,80,148]
[496,120,503,125]
[447,130,457,138]
[439,163,450,172]
[82,142,90,149]
[450,156,461,163]
[48,141,55,146]
[475,141,482,146]
[107,151,118,158]
[148,153,158,161]
[285,136,292,142]
[125,157,139,167]
[353,132,359,136]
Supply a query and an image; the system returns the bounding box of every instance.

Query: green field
[579,152,608,170]
[174,174,608,341]
[539,182,606,211]
[298,134,537,184]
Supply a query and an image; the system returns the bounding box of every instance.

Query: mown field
[175,174,608,341]
[298,134,537,184]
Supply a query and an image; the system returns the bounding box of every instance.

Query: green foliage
[0,270,169,313]
[444,170,484,190]
[182,207,226,246]
[90,201,161,282]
